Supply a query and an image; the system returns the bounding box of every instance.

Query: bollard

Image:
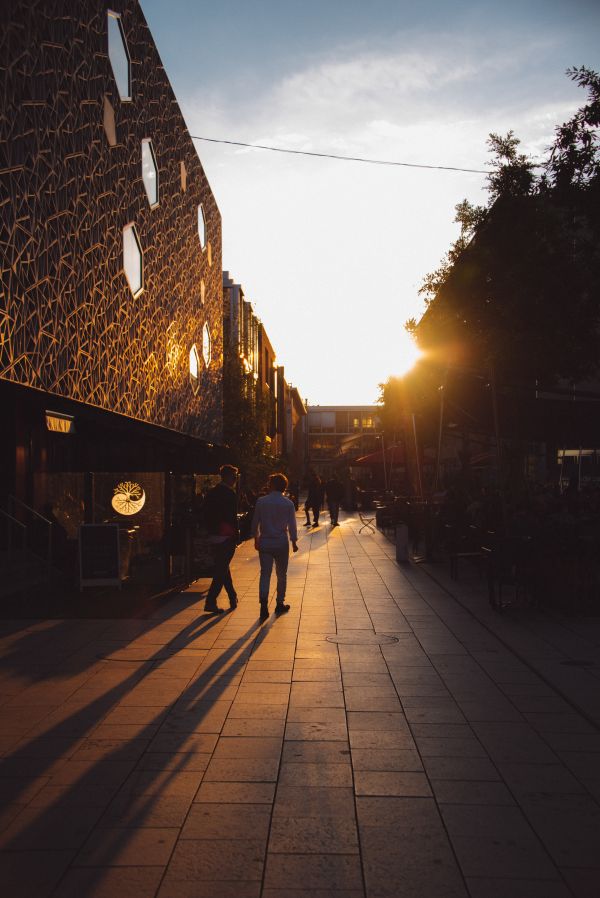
[395,523,408,563]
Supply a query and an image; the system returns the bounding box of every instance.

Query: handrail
[8,495,53,526]
[6,496,53,572]
[0,509,27,532]
[0,508,27,559]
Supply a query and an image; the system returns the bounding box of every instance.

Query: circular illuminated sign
[112,481,146,515]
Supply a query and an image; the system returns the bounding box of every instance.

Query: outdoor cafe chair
[358,509,376,534]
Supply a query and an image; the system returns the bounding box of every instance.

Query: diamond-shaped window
[123,224,143,296]
[189,344,200,392]
[197,205,206,250]
[107,11,131,100]
[141,139,159,207]
[202,323,211,368]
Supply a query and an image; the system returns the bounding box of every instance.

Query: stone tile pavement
[1,510,599,897]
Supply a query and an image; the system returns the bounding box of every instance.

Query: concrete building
[223,271,306,477]
[307,405,382,478]
[1,1,225,583]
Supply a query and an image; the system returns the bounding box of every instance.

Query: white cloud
[183,35,588,404]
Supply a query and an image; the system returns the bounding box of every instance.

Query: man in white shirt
[251,473,298,620]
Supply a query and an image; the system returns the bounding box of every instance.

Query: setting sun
[395,330,422,376]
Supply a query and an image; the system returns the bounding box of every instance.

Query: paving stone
[212,737,283,759]
[348,729,417,750]
[464,877,572,898]
[203,758,280,782]
[264,853,363,890]
[52,866,165,898]
[101,792,193,827]
[285,721,348,741]
[357,797,468,898]
[414,735,487,757]
[273,785,356,818]
[147,731,219,754]
[559,866,600,898]
[0,849,75,898]
[282,740,351,764]
[221,718,286,738]
[354,771,432,797]
[440,804,558,879]
[194,781,276,804]
[0,803,103,850]
[351,748,423,771]
[181,802,271,840]
[74,825,178,866]
[158,883,261,898]
[431,780,516,806]
[135,751,212,772]
[423,756,500,781]
[262,890,363,898]
[164,838,266,881]
[269,815,359,854]
[121,769,204,797]
[346,712,409,732]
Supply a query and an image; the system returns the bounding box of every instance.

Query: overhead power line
[190,135,489,175]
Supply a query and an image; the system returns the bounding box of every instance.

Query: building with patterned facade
[1,1,225,582]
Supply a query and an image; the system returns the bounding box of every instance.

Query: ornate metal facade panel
[0,0,223,443]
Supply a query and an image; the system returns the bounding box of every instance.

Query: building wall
[307,405,382,473]
[0,0,222,442]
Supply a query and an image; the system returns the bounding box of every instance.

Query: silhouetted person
[202,464,239,613]
[304,473,324,527]
[325,474,344,526]
[252,472,298,620]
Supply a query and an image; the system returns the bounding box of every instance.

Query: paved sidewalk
[1,510,599,898]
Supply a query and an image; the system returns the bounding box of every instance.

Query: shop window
[141,139,159,207]
[335,411,349,433]
[123,223,143,296]
[202,323,211,368]
[189,344,200,392]
[321,411,335,433]
[107,11,131,100]
[198,204,206,250]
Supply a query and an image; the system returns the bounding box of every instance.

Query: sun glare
[395,330,422,377]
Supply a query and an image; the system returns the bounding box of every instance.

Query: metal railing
[0,508,27,564]
[7,495,53,573]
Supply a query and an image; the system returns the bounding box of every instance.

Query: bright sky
[141,0,599,406]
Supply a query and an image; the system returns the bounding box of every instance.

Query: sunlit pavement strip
[0,513,599,897]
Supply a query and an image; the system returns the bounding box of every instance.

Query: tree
[222,354,279,488]
[413,68,600,386]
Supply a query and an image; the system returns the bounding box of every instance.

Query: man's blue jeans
[259,545,289,604]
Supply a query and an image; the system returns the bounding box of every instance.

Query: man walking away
[304,472,323,527]
[325,474,344,527]
[252,473,298,621]
[202,464,239,613]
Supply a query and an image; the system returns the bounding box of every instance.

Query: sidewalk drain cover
[325,633,399,646]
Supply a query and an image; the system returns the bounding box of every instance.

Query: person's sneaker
[274,603,290,615]
[259,604,269,621]
[312,522,318,528]
[228,596,238,610]
[204,604,224,614]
